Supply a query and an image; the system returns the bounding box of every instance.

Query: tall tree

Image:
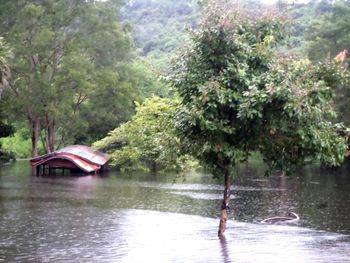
[169,2,348,236]
[0,36,11,98]
[0,0,137,156]
[0,36,14,161]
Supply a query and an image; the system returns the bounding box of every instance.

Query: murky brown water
[0,161,350,262]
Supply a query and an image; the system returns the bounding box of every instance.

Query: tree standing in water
[169,2,349,237]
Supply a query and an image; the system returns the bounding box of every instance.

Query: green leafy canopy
[93,97,194,172]
[0,0,140,155]
[168,2,349,176]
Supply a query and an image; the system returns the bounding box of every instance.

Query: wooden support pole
[32,165,37,176]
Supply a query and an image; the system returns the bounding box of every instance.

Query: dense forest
[0,0,349,173]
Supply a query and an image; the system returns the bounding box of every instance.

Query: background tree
[169,2,348,236]
[121,0,198,58]
[304,0,350,61]
[0,36,11,98]
[0,36,14,161]
[93,97,193,173]
[302,0,350,125]
[0,0,138,156]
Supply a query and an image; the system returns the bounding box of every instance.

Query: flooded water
[0,161,350,262]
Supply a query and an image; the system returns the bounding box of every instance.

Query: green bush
[0,128,34,158]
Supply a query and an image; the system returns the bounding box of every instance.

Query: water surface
[0,161,350,262]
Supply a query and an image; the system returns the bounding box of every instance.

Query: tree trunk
[152,161,157,174]
[44,113,55,153]
[30,117,40,157]
[45,123,55,153]
[49,120,55,152]
[218,169,231,237]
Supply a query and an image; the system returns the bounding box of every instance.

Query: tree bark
[43,110,56,153]
[218,169,231,237]
[44,120,55,153]
[30,117,40,157]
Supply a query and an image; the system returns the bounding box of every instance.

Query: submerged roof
[56,145,108,166]
[30,145,109,173]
